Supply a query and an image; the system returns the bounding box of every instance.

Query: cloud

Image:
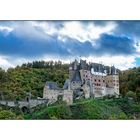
[0,31,71,58]
[0,56,15,69]
[0,26,13,32]
[81,55,136,70]
[0,30,136,60]
[31,21,116,42]
[113,21,140,39]
[95,33,136,55]
[0,21,140,70]
[0,25,13,36]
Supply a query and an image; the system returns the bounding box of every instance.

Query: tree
[0,108,16,119]
[126,91,136,100]
[136,87,140,102]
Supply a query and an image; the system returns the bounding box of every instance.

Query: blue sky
[0,21,140,70]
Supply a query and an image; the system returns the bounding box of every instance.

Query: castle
[43,59,119,104]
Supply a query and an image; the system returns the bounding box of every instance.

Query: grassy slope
[24,98,133,120]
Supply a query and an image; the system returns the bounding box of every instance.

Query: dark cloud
[0,31,70,58]
[114,21,140,38]
[0,21,138,60]
[61,37,94,56]
[0,31,136,60]
[95,33,136,55]
[92,21,109,26]
[0,30,95,59]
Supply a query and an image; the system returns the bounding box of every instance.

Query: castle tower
[69,64,73,80]
[105,66,119,96]
[69,59,79,80]
[82,80,90,99]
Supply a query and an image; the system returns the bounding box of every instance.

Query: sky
[0,20,140,70]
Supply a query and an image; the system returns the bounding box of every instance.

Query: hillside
[1,60,140,100]
[0,61,140,119]
[24,98,140,120]
[0,61,69,100]
[119,67,140,96]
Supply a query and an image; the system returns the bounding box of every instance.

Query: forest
[0,61,69,100]
[0,60,140,119]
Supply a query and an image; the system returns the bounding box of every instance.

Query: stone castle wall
[43,59,120,105]
[43,88,73,105]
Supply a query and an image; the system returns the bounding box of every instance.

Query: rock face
[43,59,120,104]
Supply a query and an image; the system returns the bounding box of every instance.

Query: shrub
[126,91,136,100]
[0,110,16,119]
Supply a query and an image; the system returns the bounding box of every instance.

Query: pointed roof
[71,70,82,82]
[63,79,70,89]
[45,81,59,89]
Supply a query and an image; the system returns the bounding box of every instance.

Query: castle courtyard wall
[43,89,73,105]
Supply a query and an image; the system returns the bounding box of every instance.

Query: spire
[115,67,117,75]
[71,70,82,82]
[110,66,111,74]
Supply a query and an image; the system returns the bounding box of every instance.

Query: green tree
[0,108,16,119]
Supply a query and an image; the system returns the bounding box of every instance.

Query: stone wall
[43,89,73,105]
[63,90,73,104]
[105,88,117,96]
[82,84,90,99]
[70,81,81,90]
[105,75,119,95]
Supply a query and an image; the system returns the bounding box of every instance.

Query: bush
[27,103,72,119]
[0,110,16,119]
[126,91,136,100]
[136,92,140,102]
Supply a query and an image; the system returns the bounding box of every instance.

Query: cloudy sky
[0,21,140,70]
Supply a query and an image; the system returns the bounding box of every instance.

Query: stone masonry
[43,59,120,104]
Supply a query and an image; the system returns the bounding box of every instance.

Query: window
[95,79,96,82]
[99,79,100,82]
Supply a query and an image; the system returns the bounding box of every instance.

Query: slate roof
[45,81,59,89]
[111,66,116,75]
[80,59,88,70]
[71,70,82,82]
[90,63,105,73]
[63,79,70,89]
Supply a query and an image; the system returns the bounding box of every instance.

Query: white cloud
[0,54,137,71]
[81,55,136,70]
[10,21,50,40]
[0,26,13,36]
[0,56,15,70]
[42,54,136,70]
[0,26,13,32]
[0,21,117,44]
[31,21,117,43]
[0,21,138,70]
[0,55,35,70]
